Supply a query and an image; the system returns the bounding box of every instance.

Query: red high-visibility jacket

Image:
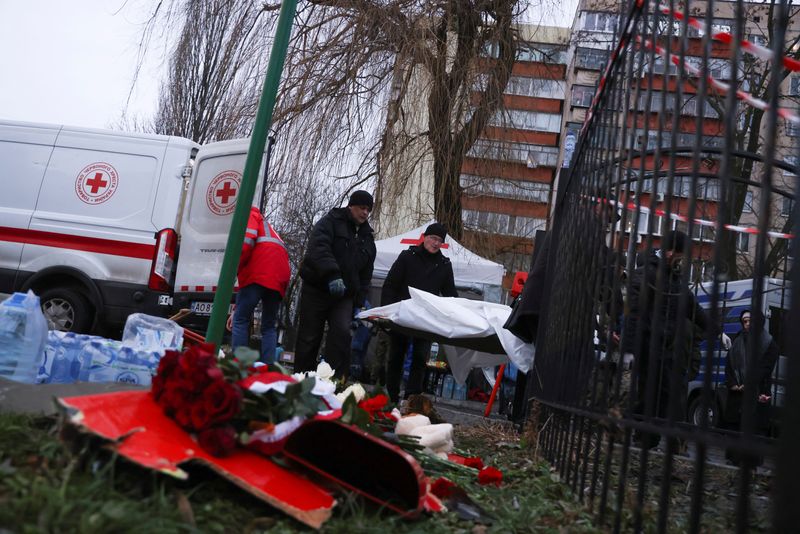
[238,207,290,297]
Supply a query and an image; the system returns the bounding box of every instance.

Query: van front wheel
[40,288,93,333]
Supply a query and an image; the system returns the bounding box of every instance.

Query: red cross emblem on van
[75,162,119,205]
[206,170,243,216]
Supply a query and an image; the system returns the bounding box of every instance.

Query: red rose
[202,379,242,424]
[178,344,219,388]
[358,394,390,416]
[174,405,193,429]
[430,477,457,499]
[477,466,503,486]
[197,425,238,457]
[464,456,484,470]
[152,351,181,401]
[190,400,218,431]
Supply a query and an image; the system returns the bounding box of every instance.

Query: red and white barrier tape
[657,4,800,73]
[637,35,800,125]
[609,198,795,240]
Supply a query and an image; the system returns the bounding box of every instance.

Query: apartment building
[376,24,571,277]
[559,0,797,279]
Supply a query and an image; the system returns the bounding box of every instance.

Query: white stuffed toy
[395,414,454,458]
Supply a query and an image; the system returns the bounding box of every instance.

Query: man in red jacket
[229,206,291,363]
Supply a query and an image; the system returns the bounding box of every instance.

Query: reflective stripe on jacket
[238,207,291,297]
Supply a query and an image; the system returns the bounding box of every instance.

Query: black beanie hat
[661,230,689,254]
[424,222,447,241]
[348,190,374,210]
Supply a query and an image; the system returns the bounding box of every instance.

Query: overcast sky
[0,0,161,129]
[0,0,579,132]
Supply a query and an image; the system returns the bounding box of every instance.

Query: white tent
[373,222,505,287]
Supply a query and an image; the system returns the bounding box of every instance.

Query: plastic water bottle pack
[0,291,48,384]
[122,313,183,354]
[39,328,165,387]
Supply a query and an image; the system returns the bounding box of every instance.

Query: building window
[571,85,597,108]
[742,190,754,213]
[460,175,550,203]
[691,224,713,242]
[489,109,561,133]
[736,232,750,253]
[653,55,678,75]
[467,140,559,166]
[575,47,610,71]
[791,77,800,97]
[583,11,618,33]
[512,215,547,237]
[516,43,567,64]
[462,209,511,235]
[783,155,798,176]
[783,197,795,217]
[504,77,565,99]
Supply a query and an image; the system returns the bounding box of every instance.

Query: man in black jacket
[382,222,458,401]
[293,190,377,378]
[623,230,710,448]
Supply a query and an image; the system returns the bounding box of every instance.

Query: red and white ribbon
[637,35,800,125]
[614,198,795,239]
[657,4,800,73]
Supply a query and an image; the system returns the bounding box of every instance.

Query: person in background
[227,206,290,363]
[723,309,779,464]
[293,190,376,378]
[349,300,373,381]
[382,222,458,402]
[623,230,711,449]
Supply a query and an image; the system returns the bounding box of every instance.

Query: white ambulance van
[0,119,263,334]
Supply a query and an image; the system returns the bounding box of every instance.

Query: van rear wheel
[688,395,719,427]
[40,288,93,333]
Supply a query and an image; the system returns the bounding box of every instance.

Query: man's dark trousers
[293,283,353,377]
[386,333,431,402]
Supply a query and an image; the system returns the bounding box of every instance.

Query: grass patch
[0,412,601,533]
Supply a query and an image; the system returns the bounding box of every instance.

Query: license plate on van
[190,301,234,316]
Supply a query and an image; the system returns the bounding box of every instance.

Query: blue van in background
[686,278,790,428]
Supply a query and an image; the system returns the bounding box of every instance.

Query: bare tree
[152,0,278,143]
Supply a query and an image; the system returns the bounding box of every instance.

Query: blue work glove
[328,278,346,297]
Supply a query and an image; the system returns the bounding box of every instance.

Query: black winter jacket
[299,208,376,305]
[381,245,458,305]
[623,252,710,362]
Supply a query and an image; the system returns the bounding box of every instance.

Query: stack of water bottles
[0,291,183,387]
[42,313,184,386]
[0,291,48,384]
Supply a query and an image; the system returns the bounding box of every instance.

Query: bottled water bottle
[81,341,152,386]
[0,291,48,383]
[428,342,439,364]
[122,313,183,353]
[441,374,455,399]
[453,382,467,401]
[79,340,119,383]
[48,345,74,384]
[38,330,65,383]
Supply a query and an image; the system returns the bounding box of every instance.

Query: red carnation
[197,425,238,457]
[464,456,484,470]
[430,477,457,499]
[477,466,503,486]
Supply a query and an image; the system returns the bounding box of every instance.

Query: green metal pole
[205,0,298,348]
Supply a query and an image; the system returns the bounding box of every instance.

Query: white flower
[292,371,312,382]
[316,361,335,381]
[336,383,367,403]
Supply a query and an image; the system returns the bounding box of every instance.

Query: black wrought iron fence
[523,0,800,531]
